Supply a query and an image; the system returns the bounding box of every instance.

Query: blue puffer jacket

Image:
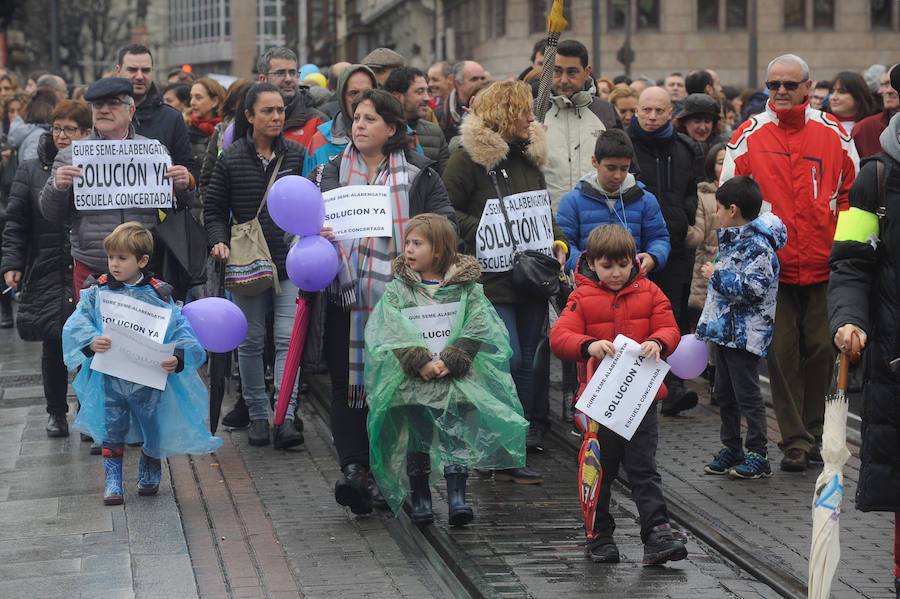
[696,212,787,357]
[556,172,670,272]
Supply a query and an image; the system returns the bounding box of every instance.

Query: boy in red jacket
[550,224,687,566]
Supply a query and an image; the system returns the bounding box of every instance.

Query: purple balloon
[222,122,234,149]
[666,333,709,379]
[181,297,248,353]
[267,175,325,236]
[286,236,340,292]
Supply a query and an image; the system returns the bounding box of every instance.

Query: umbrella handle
[836,329,861,392]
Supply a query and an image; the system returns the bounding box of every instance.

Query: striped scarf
[332,145,411,407]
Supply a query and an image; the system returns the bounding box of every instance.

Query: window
[636,0,659,29]
[813,0,834,28]
[871,0,893,29]
[609,0,658,31]
[487,1,506,38]
[698,0,718,29]
[726,0,747,28]
[608,0,627,31]
[784,0,805,28]
[530,0,571,34]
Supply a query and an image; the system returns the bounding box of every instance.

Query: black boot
[0,291,13,329]
[45,414,69,438]
[561,391,574,423]
[660,374,698,416]
[444,464,474,527]
[407,452,433,525]
[335,463,372,515]
[221,395,250,428]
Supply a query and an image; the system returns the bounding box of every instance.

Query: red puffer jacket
[550,254,681,400]
[720,98,858,286]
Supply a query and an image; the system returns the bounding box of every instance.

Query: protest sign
[322,185,392,240]
[474,189,554,272]
[98,291,172,341]
[401,302,461,359]
[574,335,669,440]
[71,139,173,211]
[90,322,175,391]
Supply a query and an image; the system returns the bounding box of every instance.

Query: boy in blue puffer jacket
[696,176,787,479]
[556,129,670,274]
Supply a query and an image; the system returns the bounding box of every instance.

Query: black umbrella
[154,206,208,300]
[206,259,231,433]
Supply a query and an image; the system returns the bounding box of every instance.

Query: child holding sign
[63,222,221,505]
[549,224,686,565]
[364,214,527,526]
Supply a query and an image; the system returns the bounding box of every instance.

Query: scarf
[332,144,412,407]
[628,117,675,143]
[190,115,223,138]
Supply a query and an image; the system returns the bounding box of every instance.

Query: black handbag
[488,169,560,300]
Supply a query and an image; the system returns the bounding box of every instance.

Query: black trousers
[42,338,69,416]
[324,302,369,469]
[591,406,669,544]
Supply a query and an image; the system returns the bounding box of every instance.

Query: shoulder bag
[225,154,284,296]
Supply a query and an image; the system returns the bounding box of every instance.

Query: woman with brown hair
[187,77,226,182]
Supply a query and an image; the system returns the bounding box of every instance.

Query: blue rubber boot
[138,451,161,496]
[102,446,124,505]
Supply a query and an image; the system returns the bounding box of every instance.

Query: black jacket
[828,154,900,512]
[0,133,73,340]
[203,131,306,278]
[629,129,699,249]
[318,148,457,231]
[134,83,195,173]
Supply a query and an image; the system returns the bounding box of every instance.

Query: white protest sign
[90,321,175,391]
[322,185,392,240]
[401,302,461,359]
[98,291,172,341]
[475,189,554,272]
[574,335,669,440]
[71,139,173,211]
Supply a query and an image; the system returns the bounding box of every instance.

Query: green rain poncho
[364,255,528,514]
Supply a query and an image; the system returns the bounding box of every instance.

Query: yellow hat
[303,73,327,88]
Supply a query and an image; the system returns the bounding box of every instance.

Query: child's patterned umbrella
[576,357,603,539]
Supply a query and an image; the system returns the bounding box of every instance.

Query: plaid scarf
[332,144,412,407]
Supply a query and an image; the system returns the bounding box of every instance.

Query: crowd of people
[0,40,897,583]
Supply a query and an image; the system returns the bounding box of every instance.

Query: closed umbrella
[273,293,311,426]
[534,0,568,123]
[577,358,603,539]
[808,334,860,599]
[206,259,230,433]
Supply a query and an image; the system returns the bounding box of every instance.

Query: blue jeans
[231,279,300,422]
[494,301,548,424]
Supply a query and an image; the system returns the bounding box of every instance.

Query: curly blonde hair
[471,80,533,142]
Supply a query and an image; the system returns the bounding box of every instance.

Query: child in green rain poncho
[364,214,527,527]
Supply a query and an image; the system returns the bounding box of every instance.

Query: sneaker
[643,523,687,566]
[247,419,270,446]
[525,423,544,452]
[729,452,772,479]
[494,467,543,484]
[272,421,304,449]
[585,540,620,563]
[704,446,745,475]
[46,414,69,438]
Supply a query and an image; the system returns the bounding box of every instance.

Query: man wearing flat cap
[39,77,195,299]
[361,47,405,87]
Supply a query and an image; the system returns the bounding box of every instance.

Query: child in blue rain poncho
[364,214,527,527]
[63,222,221,506]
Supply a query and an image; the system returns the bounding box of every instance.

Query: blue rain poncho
[364,255,527,513]
[63,277,222,458]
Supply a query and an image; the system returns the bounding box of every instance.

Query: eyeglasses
[266,69,298,79]
[52,125,81,137]
[764,80,807,92]
[90,97,128,109]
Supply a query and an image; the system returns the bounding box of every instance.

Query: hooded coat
[827,112,900,512]
[0,132,73,340]
[549,254,680,399]
[364,254,527,513]
[556,171,670,272]
[441,113,567,304]
[695,211,787,357]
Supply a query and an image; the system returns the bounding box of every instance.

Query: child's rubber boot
[407,452,433,526]
[138,451,162,496]
[444,463,474,527]
[102,446,124,505]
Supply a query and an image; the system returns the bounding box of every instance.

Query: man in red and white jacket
[720,54,859,473]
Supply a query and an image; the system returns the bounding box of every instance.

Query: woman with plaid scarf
[317,89,457,515]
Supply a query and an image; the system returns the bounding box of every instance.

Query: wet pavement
[1,318,896,598]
